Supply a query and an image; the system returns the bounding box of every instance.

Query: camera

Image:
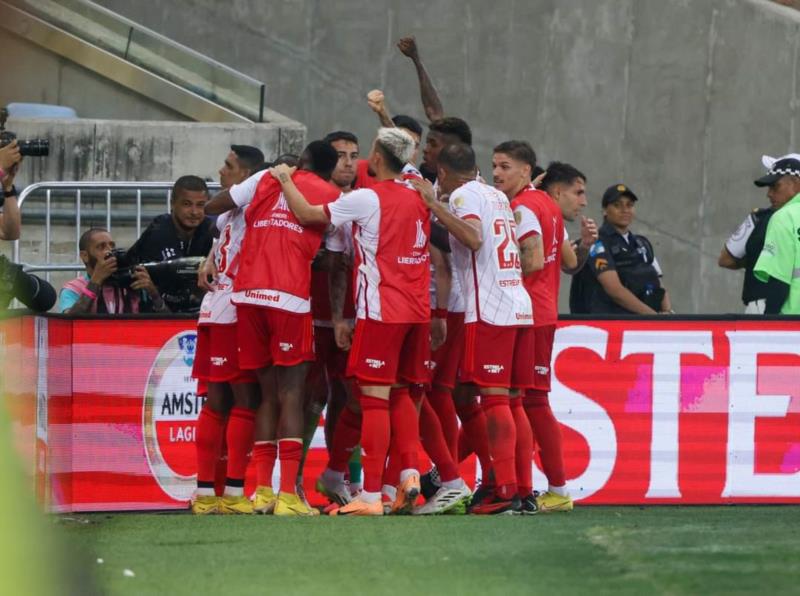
[106,248,138,287]
[0,108,50,157]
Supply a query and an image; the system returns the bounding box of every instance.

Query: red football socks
[524,390,566,488]
[428,385,459,460]
[481,394,517,500]
[360,395,391,493]
[511,398,533,497]
[225,407,255,486]
[456,399,493,476]
[195,404,226,487]
[389,386,419,472]
[419,397,459,482]
[253,441,277,487]
[327,406,362,473]
[278,439,303,494]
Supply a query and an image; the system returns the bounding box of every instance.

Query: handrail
[12,181,221,276]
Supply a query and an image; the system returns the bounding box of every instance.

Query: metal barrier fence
[12,181,221,280]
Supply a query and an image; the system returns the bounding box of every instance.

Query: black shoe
[471,494,522,515]
[520,493,539,515]
[467,481,496,512]
[420,467,441,500]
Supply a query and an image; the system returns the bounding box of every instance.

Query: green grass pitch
[58,506,800,595]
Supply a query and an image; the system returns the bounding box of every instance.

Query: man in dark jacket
[127,175,214,312]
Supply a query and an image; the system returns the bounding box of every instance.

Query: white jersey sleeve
[326,189,379,229]
[514,205,542,242]
[230,170,269,208]
[325,224,353,256]
[449,187,483,221]
[725,213,755,260]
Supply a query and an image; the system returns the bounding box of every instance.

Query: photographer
[58,228,167,314]
[126,175,214,312]
[0,141,57,313]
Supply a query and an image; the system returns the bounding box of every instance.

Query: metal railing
[12,181,220,280]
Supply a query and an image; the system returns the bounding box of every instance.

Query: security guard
[572,184,672,315]
[753,155,800,314]
[718,203,774,314]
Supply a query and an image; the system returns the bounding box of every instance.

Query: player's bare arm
[271,164,329,226]
[397,36,444,122]
[204,189,236,215]
[596,270,658,315]
[429,245,450,351]
[328,250,353,350]
[367,89,395,128]
[409,178,481,250]
[197,242,217,291]
[718,246,744,270]
[519,234,544,276]
[562,216,597,274]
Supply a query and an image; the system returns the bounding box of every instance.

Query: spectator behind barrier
[126,175,215,313]
[570,184,672,315]
[59,228,167,314]
[0,141,57,313]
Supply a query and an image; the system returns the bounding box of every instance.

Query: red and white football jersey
[448,180,532,326]
[198,206,247,325]
[511,187,564,328]
[324,179,431,323]
[230,170,341,313]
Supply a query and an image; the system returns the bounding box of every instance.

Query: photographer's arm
[131,266,169,313]
[0,161,22,241]
[64,257,117,314]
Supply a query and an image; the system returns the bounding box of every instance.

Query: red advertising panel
[22,316,800,511]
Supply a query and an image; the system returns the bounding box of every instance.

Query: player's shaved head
[300,141,339,181]
[374,127,415,173]
[438,143,477,176]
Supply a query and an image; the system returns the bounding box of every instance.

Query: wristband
[3,185,17,198]
[81,286,97,300]
[432,308,448,318]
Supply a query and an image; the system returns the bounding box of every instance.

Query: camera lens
[18,139,49,157]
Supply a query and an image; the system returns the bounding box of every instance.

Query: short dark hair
[323,131,359,145]
[493,140,537,169]
[172,175,208,202]
[540,161,587,192]
[303,141,339,178]
[429,117,472,145]
[79,227,108,252]
[438,143,476,175]
[273,153,299,168]
[230,145,265,171]
[392,115,423,137]
[532,165,545,179]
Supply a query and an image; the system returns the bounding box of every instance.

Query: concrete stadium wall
[27,0,800,312]
[0,32,188,121]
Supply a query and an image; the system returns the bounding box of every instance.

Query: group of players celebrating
[190,37,599,516]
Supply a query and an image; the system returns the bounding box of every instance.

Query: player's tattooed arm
[367,90,395,128]
[204,190,236,215]
[408,178,482,250]
[562,216,598,275]
[328,251,354,350]
[519,234,544,276]
[271,164,330,226]
[397,36,444,122]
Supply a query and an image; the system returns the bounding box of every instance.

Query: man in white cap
[718,154,800,313]
[751,154,800,314]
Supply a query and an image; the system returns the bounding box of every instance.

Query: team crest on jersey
[143,331,204,502]
[452,195,465,208]
[413,219,427,249]
[514,210,522,224]
[275,192,289,212]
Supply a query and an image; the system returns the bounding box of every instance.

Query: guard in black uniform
[718,205,774,313]
[127,175,214,312]
[570,184,671,315]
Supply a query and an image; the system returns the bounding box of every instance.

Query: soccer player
[410,143,535,515]
[496,146,595,513]
[271,128,432,516]
[204,141,341,516]
[191,145,264,515]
